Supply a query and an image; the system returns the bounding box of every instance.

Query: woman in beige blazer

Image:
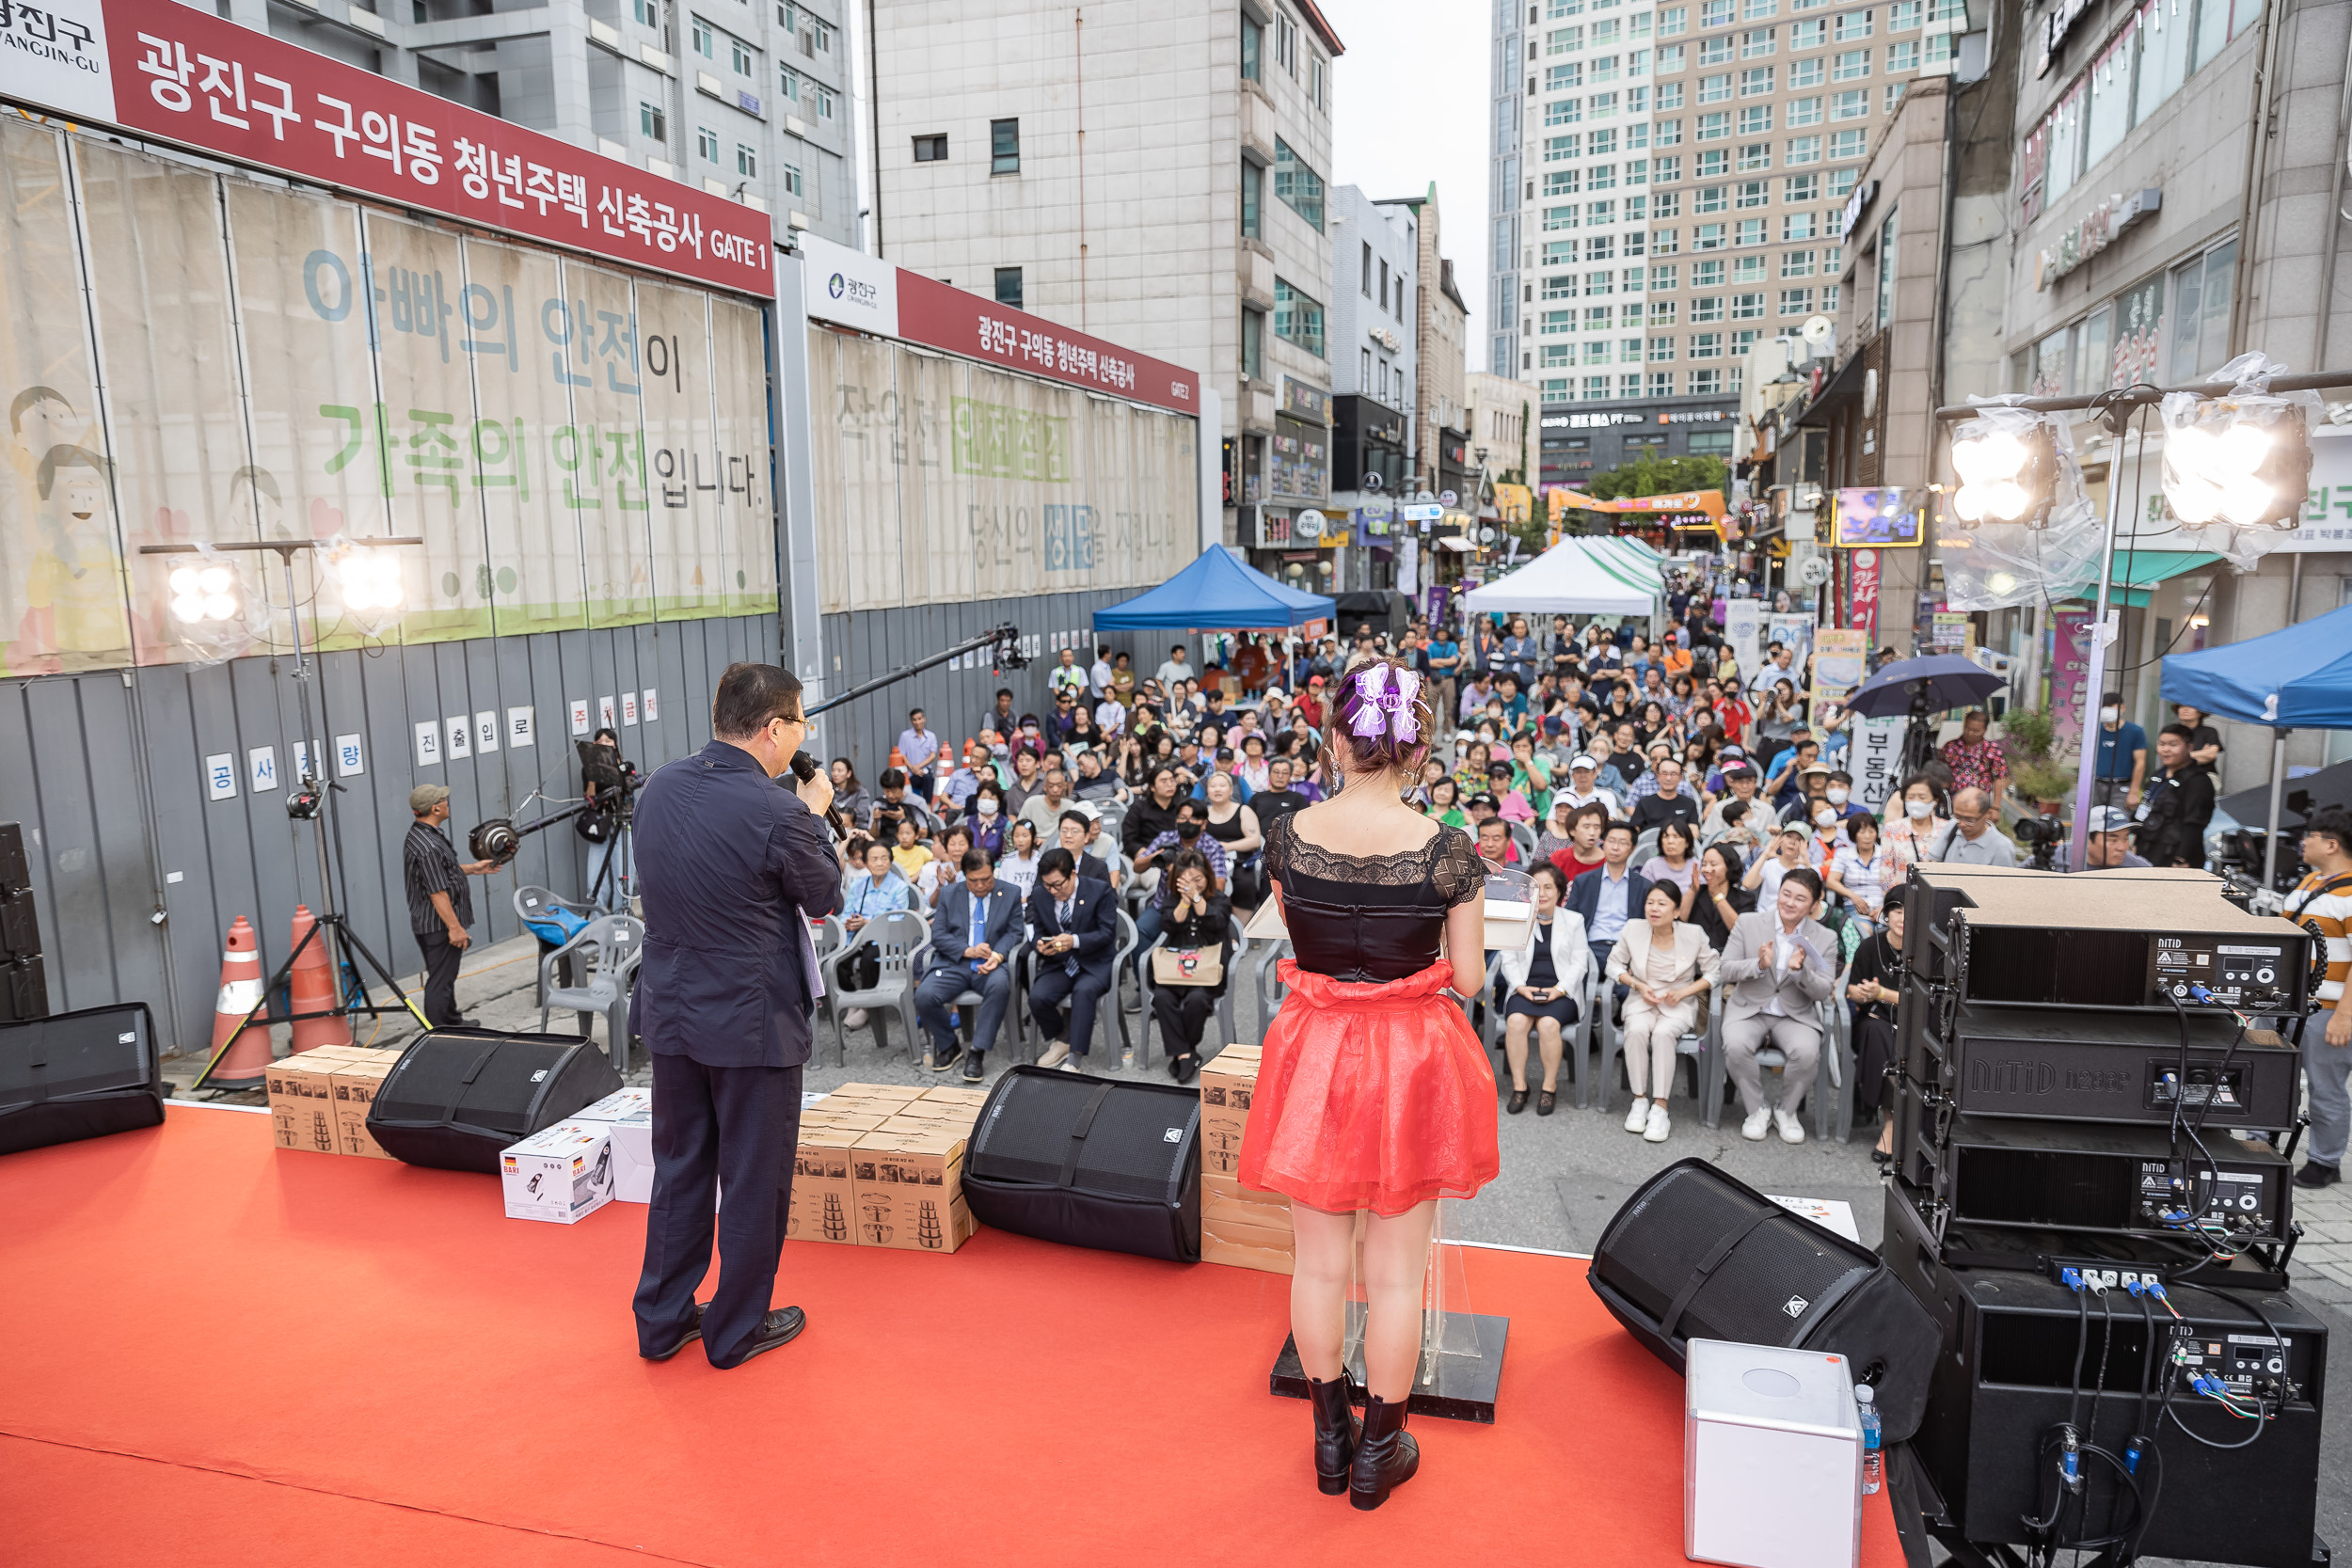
[1606,882,1720,1143]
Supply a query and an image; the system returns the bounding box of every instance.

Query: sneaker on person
[925,1043,963,1074]
[842,1007,869,1031]
[1644,1102,1671,1143]
[1773,1107,1805,1145]
[961,1050,986,1083]
[1037,1039,1071,1069]
[1741,1106,1772,1141]
[1057,1056,1082,1071]
[1624,1097,1651,1134]
[2295,1161,2341,1189]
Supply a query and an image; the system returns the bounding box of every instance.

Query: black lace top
[1264,813,1485,983]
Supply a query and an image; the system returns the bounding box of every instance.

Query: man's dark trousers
[632,1051,803,1366]
[415,928,464,1026]
[1030,962,1111,1057]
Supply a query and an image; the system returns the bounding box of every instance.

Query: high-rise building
[868,0,1346,557]
[228,0,859,244]
[1501,0,1956,491]
[1489,0,1530,381]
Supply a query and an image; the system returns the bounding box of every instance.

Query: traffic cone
[889,744,907,770]
[206,916,274,1089]
[287,904,351,1053]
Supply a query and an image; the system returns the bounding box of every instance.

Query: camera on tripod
[2011,812,2065,870]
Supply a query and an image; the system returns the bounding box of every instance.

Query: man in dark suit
[1566,820,1658,1010]
[916,847,1024,1082]
[629,662,839,1370]
[1026,847,1119,1069]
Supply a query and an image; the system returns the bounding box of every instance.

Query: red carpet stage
[1,1105,1907,1567]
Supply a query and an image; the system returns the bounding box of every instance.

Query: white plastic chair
[827,908,928,1066]
[538,913,645,1072]
[1018,908,1138,1063]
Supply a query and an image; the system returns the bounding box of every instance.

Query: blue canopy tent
[1092,546,1336,630]
[2161,601,2352,883]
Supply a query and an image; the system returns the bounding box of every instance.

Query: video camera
[465,738,638,867]
[2011,812,2065,871]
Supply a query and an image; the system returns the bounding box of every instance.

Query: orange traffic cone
[205,916,275,1089]
[889,744,907,770]
[287,904,351,1053]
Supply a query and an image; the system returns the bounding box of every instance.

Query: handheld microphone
[787,751,846,839]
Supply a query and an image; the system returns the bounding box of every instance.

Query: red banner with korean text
[894,271,1200,417]
[1846,547,1882,642]
[3,0,773,297]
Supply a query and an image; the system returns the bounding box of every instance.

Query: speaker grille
[1595,1162,1873,1345]
[970,1070,1198,1202]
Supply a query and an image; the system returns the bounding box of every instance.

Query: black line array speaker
[1587,1158,1940,1442]
[961,1066,1200,1263]
[0,823,50,1023]
[1883,1182,2328,1568]
[0,1002,164,1156]
[367,1028,622,1173]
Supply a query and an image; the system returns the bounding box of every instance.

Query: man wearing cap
[2080,806,2153,870]
[403,784,506,1029]
[1702,765,1778,840]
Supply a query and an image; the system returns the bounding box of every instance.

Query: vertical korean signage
[1847,548,1882,642]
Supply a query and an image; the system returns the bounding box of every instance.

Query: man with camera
[630,662,838,1371]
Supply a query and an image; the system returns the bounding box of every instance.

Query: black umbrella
[1839,654,2008,719]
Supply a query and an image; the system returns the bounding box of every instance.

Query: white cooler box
[1685,1338,1862,1568]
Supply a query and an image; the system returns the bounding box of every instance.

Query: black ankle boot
[1348,1394,1420,1510]
[1307,1371,1359,1495]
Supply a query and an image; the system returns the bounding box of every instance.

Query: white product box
[1685,1338,1862,1568]
[574,1088,656,1203]
[500,1121,618,1224]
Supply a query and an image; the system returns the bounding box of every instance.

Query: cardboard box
[830,1082,925,1105]
[801,1110,892,1134]
[1199,1052,1259,1177]
[850,1127,970,1251]
[500,1122,617,1224]
[328,1058,397,1160]
[1202,1235,1295,1275]
[787,1125,864,1244]
[916,1085,991,1108]
[572,1087,655,1201]
[1203,1174,1292,1229]
[266,1054,346,1154]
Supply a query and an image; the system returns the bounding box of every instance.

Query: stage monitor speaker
[0,1002,163,1156]
[961,1065,1200,1263]
[367,1028,622,1173]
[1884,1185,2328,1568]
[0,887,37,960]
[0,821,29,895]
[1588,1158,1939,1442]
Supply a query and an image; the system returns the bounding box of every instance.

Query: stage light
[334,548,406,611]
[2162,406,2309,531]
[170,563,240,623]
[1949,420,2057,527]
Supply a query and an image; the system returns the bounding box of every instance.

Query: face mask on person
[1907,800,1934,820]
[1177,821,1202,841]
[1827,788,1849,805]
[1815,809,1837,828]
[2100,706,2120,724]
[977,799,999,817]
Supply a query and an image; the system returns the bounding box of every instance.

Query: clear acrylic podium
[1268,1194,1512,1423]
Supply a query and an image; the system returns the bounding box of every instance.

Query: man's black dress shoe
[713,1307,806,1369]
[642,1302,706,1362]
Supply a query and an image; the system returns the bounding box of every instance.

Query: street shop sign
[1,0,776,296]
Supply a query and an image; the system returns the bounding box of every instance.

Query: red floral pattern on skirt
[1235,958,1502,1218]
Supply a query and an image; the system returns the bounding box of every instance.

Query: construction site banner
[805,326,1196,615]
[1,0,773,297]
[0,120,774,675]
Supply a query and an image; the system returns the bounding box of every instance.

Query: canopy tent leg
[2264,728,2291,890]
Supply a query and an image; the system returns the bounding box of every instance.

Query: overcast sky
[1324,0,1490,355]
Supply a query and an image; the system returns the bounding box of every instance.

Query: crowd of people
[801,563,2238,1148]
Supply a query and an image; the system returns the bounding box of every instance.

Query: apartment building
[230,0,857,242]
[1327,186,1420,589]
[1502,0,1963,490]
[869,0,1344,560]
[1377,186,1474,512]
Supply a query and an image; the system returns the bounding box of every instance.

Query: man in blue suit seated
[629,661,839,1371]
[916,847,1024,1082]
[1025,846,1118,1069]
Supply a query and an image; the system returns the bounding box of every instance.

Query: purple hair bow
[1350,667,1423,745]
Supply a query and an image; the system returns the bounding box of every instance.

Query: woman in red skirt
[1237,656,1499,1511]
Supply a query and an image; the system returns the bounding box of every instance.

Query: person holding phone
[1149,849,1232,1083]
[1496,863,1587,1116]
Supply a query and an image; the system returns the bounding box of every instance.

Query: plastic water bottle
[1855,1384,1883,1495]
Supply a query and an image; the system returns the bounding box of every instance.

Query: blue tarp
[1091,546,1336,630]
[2161,602,2352,729]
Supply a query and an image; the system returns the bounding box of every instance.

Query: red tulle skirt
[1235,959,1502,1218]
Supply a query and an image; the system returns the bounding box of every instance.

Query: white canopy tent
[1461,535,1662,617]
